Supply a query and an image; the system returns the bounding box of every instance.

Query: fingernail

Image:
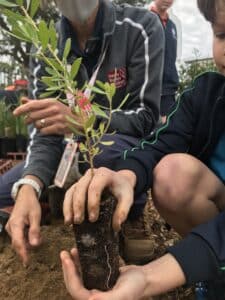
[31,237,39,245]
[74,214,81,223]
[89,212,96,222]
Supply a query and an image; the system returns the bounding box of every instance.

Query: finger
[70,248,82,276]
[72,170,93,223]
[87,168,113,222]
[26,106,65,126]
[72,184,87,224]
[60,250,90,300]
[21,97,29,104]
[6,218,29,265]
[112,186,134,232]
[64,185,75,224]
[13,99,55,116]
[39,124,69,135]
[24,110,50,125]
[28,211,41,247]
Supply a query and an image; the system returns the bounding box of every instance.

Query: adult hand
[5,185,42,266]
[63,167,136,232]
[60,248,149,300]
[13,97,83,135]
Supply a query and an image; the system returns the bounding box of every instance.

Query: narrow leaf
[92,104,108,118]
[30,0,40,18]
[0,0,18,7]
[100,141,114,146]
[84,114,96,131]
[90,86,106,95]
[70,58,82,80]
[63,38,71,60]
[38,20,49,51]
[116,93,129,110]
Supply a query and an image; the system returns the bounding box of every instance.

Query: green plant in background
[0,100,28,137]
[178,50,216,95]
[0,0,127,175]
[0,101,16,137]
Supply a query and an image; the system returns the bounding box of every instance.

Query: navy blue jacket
[116,71,225,284]
[162,18,179,96]
[23,0,164,187]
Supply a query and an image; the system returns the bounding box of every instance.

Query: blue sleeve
[168,211,225,284]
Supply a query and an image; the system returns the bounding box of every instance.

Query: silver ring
[40,118,46,128]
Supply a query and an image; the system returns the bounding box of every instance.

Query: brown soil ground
[0,200,195,300]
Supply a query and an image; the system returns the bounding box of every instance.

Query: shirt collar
[60,1,104,56]
[149,3,168,27]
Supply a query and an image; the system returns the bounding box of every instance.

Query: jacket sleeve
[168,211,225,284]
[109,13,165,138]
[22,51,64,187]
[115,86,196,196]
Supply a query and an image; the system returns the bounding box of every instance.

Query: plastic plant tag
[54,141,78,188]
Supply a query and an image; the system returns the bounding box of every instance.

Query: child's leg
[152,153,225,236]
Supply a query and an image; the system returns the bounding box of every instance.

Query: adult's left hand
[60,248,149,300]
[13,97,83,135]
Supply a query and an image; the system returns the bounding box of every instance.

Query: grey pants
[0,134,147,219]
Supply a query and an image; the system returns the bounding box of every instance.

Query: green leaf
[30,0,40,18]
[38,20,49,51]
[49,20,58,51]
[45,67,58,76]
[44,58,64,72]
[99,122,105,134]
[79,142,88,152]
[46,85,64,91]
[92,104,108,119]
[109,83,116,98]
[116,93,129,110]
[63,38,71,60]
[66,115,81,127]
[96,80,106,90]
[70,58,82,80]
[67,123,84,136]
[3,8,25,23]
[16,0,23,5]
[84,114,96,131]
[90,86,106,95]
[41,76,55,86]
[5,28,31,43]
[100,141,114,146]
[0,0,18,7]
[40,91,55,98]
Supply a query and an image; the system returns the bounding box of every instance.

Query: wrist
[11,177,43,201]
[141,254,186,297]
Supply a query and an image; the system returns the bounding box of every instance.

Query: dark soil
[0,200,195,300]
[74,192,119,290]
